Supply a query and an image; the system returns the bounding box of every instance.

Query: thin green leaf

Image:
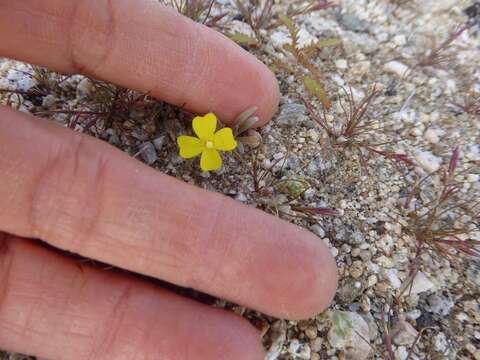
[228,33,258,46]
[237,116,259,134]
[278,14,296,34]
[315,38,342,48]
[237,131,261,148]
[303,76,331,109]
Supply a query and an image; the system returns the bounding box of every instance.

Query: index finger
[0,0,279,124]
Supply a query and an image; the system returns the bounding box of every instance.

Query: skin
[0,1,338,359]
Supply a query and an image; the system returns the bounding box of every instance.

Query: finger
[0,0,279,125]
[0,234,265,360]
[0,106,337,320]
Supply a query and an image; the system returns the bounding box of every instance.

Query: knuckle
[88,283,134,358]
[189,196,233,288]
[179,28,211,103]
[30,132,108,252]
[67,0,116,75]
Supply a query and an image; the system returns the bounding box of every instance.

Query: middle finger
[0,105,337,320]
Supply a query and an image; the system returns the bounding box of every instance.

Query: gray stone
[153,136,166,151]
[391,321,419,346]
[266,320,287,360]
[433,332,449,353]
[427,294,454,316]
[361,312,379,340]
[328,311,371,360]
[276,103,309,126]
[139,142,157,165]
[410,271,435,294]
[338,13,371,32]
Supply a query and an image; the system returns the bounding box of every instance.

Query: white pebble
[424,128,440,144]
[393,34,407,46]
[335,59,348,70]
[307,129,320,142]
[383,61,409,78]
[466,174,479,182]
[414,151,442,173]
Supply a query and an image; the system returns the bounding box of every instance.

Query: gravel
[1,0,480,359]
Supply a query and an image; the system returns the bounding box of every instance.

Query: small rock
[410,271,435,294]
[417,0,457,13]
[391,320,419,346]
[276,103,309,126]
[350,261,364,279]
[427,294,454,316]
[305,326,318,340]
[307,128,320,142]
[362,312,379,340]
[265,320,287,360]
[367,275,378,287]
[433,332,449,353]
[288,340,311,360]
[395,346,408,360]
[335,59,348,70]
[384,61,409,78]
[310,337,323,352]
[42,94,56,108]
[414,151,442,173]
[350,61,371,78]
[466,174,479,182]
[285,154,301,170]
[153,136,166,151]
[311,224,325,238]
[139,142,157,165]
[338,13,371,32]
[342,32,379,54]
[77,77,93,97]
[328,311,371,360]
[393,34,407,46]
[303,188,316,201]
[235,193,248,202]
[424,128,440,144]
[405,309,422,320]
[385,269,402,289]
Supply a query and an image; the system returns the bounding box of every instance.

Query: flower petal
[214,127,237,151]
[177,136,203,159]
[200,148,222,171]
[193,113,217,140]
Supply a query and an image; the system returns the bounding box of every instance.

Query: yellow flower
[177,113,237,171]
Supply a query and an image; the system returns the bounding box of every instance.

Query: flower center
[205,140,214,149]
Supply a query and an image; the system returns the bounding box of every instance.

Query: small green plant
[245,137,338,219]
[0,65,68,109]
[415,22,473,68]
[302,85,414,169]
[160,0,227,26]
[403,147,480,260]
[235,0,274,39]
[450,85,480,121]
[27,76,164,134]
[231,106,262,151]
[235,0,336,40]
[277,15,341,109]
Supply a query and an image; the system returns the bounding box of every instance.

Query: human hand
[0,1,337,359]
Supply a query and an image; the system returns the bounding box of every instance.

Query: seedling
[235,0,336,40]
[160,0,227,26]
[302,86,414,170]
[415,22,473,68]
